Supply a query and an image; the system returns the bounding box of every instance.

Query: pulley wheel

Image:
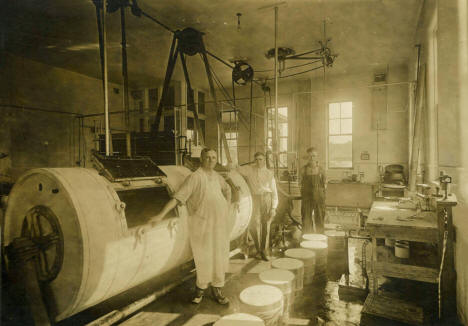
[232,61,254,86]
[20,205,64,282]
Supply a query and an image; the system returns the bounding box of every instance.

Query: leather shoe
[192,287,204,304]
[212,287,229,305]
[260,251,270,261]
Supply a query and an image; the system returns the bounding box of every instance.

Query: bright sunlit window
[267,107,288,168]
[328,102,352,168]
[220,110,238,165]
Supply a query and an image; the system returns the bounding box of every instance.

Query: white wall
[415,0,468,322]
[308,67,409,183]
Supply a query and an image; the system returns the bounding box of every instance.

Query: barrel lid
[259,269,295,285]
[300,240,328,250]
[214,313,265,326]
[285,248,315,260]
[302,233,327,241]
[324,230,345,237]
[240,285,283,306]
[271,257,304,270]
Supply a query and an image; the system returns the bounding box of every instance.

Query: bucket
[324,230,346,254]
[395,240,410,259]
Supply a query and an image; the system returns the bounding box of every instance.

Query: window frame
[327,101,353,169]
[219,109,239,165]
[266,106,288,169]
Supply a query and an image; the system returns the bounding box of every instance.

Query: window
[328,102,352,168]
[148,88,158,111]
[198,91,205,114]
[187,88,195,112]
[164,115,174,132]
[220,110,238,165]
[221,131,238,165]
[267,107,288,168]
[163,86,175,110]
[186,117,205,146]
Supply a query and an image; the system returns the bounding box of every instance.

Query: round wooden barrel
[284,248,316,285]
[324,230,346,254]
[239,285,284,326]
[271,258,304,298]
[214,313,265,326]
[302,233,328,243]
[259,268,295,319]
[300,240,328,283]
[3,167,252,322]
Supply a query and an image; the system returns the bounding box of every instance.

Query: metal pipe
[274,5,279,176]
[0,104,82,116]
[81,96,268,118]
[102,0,110,156]
[120,5,131,157]
[409,65,426,192]
[206,51,235,69]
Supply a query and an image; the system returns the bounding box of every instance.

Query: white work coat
[173,168,231,288]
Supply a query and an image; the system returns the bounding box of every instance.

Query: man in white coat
[151,148,231,304]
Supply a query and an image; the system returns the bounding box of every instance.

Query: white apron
[174,168,230,288]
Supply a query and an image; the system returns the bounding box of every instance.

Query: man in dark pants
[300,147,326,233]
[239,152,278,261]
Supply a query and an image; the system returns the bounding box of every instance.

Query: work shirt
[238,165,278,210]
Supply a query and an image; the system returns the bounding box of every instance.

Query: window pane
[267,119,273,129]
[329,119,341,135]
[341,102,352,118]
[341,118,352,134]
[280,138,288,152]
[267,138,273,148]
[329,103,340,119]
[329,135,352,168]
[279,123,288,137]
[198,91,205,114]
[278,153,287,168]
[187,130,194,140]
[278,107,288,117]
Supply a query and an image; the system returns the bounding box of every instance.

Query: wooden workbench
[363,200,439,325]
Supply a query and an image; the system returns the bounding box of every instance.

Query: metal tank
[2,161,252,321]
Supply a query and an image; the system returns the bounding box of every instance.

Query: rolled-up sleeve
[173,174,197,205]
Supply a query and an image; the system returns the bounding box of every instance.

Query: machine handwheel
[20,205,64,282]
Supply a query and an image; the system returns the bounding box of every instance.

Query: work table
[366,200,438,242]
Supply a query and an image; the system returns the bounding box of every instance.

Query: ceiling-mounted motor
[176,27,204,56]
[232,61,254,86]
